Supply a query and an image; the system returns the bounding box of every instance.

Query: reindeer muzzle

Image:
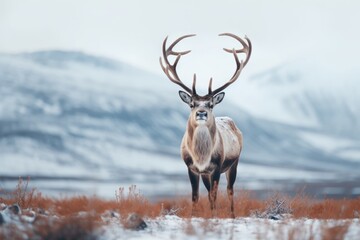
[196,111,208,121]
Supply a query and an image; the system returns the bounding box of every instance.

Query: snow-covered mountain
[0,51,359,198]
[242,61,359,131]
[235,60,360,164]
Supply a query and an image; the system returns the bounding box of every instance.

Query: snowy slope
[233,59,360,131]
[230,59,360,172]
[0,51,359,198]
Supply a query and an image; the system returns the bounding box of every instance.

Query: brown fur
[192,126,213,167]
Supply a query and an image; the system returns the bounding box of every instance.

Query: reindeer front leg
[188,168,200,216]
[209,168,220,217]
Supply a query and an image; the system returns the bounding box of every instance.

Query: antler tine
[209,33,252,96]
[168,34,195,54]
[208,77,213,95]
[219,33,252,66]
[192,74,197,95]
[160,34,196,94]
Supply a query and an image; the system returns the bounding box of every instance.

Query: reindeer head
[160,33,252,126]
[178,87,224,126]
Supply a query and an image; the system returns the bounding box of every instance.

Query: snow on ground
[100,215,360,240]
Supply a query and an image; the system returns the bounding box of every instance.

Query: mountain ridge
[0,50,359,198]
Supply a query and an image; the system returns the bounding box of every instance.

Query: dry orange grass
[1,179,359,220]
[290,194,360,219]
[1,179,359,239]
[159,190,266,218]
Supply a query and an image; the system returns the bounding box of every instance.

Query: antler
[159,34,196,94]
[208,33,252,96]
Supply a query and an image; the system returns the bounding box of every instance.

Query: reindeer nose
[196,111,208,120]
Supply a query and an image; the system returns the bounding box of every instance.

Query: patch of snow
[99,215,360,240]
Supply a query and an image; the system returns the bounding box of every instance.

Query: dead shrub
[251,193,292,220]
[0,177,38,209]
[115,185,161,218]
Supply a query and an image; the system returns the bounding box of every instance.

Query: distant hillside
[0,51,359,198]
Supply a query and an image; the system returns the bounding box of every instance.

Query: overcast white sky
[1,0,359,90]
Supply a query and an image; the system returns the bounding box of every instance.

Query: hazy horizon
[1,1,359,76]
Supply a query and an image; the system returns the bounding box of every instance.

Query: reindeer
[159,33,251,217]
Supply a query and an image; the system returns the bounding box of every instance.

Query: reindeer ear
[213,92,225,105]
[179,91,192,105]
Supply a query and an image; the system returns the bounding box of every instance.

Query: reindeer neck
[186,118,217,157]
[184,119,217,169]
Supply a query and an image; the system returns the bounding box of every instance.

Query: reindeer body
[181,110,243,217]
[160,33,251,217]
[182,117,242,174]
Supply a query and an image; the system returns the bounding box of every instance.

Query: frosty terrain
[1,203,359,240]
